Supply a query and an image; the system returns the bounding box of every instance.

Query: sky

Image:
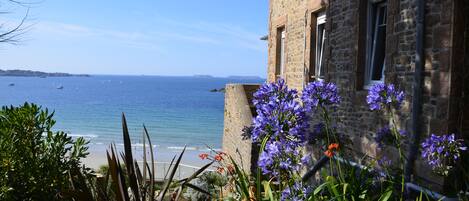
[0,0,268,77]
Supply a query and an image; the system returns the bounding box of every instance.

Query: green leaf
[378,188,393,201]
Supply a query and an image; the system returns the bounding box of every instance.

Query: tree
[0,0,33,44]
[0,103,90,200]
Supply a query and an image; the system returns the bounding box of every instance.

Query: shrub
[0,103,90,200]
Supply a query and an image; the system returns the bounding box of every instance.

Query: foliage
[185,171,228,201]
[70,114,214,201]
[218,79,468,201]
[0,103,91,200]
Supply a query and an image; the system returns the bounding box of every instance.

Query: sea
[0,75,264,166]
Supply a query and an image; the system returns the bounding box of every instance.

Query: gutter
[405,0,425,182]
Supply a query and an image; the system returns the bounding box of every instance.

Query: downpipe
[405,0,425,183]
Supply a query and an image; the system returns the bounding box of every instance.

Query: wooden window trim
[271,15,287,81]
[305,2,327,83]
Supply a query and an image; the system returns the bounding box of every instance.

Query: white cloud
[1,16,266,52]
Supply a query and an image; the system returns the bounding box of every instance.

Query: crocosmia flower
[421,133,467,175]
[198,153,209,160]
[214,154,223,161]
[324,143,340,158]
[302,80,341,111]
[366,83,405,111]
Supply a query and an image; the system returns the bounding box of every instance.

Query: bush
[0,103,90,200]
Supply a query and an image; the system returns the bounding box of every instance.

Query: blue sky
[0,0,268,77]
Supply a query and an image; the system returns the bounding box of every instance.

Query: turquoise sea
[0,75,263,164]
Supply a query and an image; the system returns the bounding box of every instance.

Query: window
[309,11,326,81]
[365,1,387,86]
[275,27,286,79]
[315,12,326,80]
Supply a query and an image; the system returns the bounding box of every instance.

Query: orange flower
[227,165,235,174]
[324,150,334,158]
[199,153,209,160]
[216,167,225,173]
[328,143,339,151]
[214,154,223,161]
[325,143,339,158]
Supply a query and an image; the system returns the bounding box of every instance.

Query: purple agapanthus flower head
[280,182,312,201]
[251,79,308,144]
[366,83,405,111]
[251,79,310,176]
[377,156,392,168]
[302,80,341,111]
[375,126,406,148]
[421,133,467,175]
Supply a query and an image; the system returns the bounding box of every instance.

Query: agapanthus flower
[280,182,312,201]
[301,155,311,165]
[251,79,308,145]
[251,79,310,176]
[374,126,407,148]
[377,156,391,168]
[366,83,405,111]
[421,133,467,175]
[302,80,341,111]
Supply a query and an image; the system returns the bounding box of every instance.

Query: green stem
[321,106,344,182]
[257,135,270,200]
[389,109,405,200]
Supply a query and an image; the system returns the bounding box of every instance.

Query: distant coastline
[0,69,90,77]
[193,74,264,80]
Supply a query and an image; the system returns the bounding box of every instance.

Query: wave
[68,134,99,138]
[88,143,220,152]
[167,146,200,151]
[115,143,159,148]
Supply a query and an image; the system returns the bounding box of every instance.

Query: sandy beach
[82,145,214,179]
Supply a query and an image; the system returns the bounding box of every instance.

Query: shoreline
[82,145,213,170]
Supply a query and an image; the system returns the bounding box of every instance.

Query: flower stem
[389,108,405,200]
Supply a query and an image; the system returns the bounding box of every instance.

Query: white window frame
[279,29,286,77]
[315,12,326,80]
[365,0,387,88]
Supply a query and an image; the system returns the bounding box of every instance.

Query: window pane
[316,23,325,77]
[315,11,326,79]
[369,2,387,82]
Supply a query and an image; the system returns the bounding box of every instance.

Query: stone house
[222,0,469,193]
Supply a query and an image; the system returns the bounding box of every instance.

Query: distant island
[226,75,264,80]
[0,69,90,77]
[193,75,264,80]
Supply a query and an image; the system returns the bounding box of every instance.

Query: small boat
[8,83,14,86]
[57,85,64,89]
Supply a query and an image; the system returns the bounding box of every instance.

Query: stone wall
[265,0,467,191]
[463,0,469,138]
[222,84,260,173]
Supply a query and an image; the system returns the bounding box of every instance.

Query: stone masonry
[222,84,260,173]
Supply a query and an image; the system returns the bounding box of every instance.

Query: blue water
[0,75,264,151]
